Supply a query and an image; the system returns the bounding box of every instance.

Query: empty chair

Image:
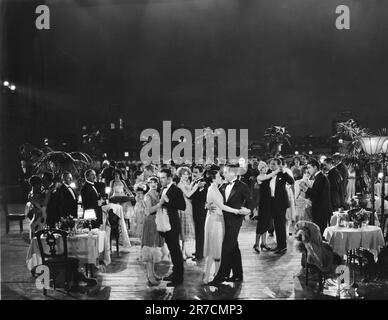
[35,229,79,295]
[1,193,25,234]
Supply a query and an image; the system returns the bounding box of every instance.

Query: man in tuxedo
[81,169,103,228]
[209,164,252,285]
[323,157,345,212]
[47,172,78,227]
[189,165,208,262]
[158,168,186,287]
[301,159,332,235]
[267,158,295,254]
[333,154,348,203]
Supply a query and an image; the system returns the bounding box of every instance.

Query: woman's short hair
[294,156,301,163]
[176,166,191,178]
[204,170,219,184]
[257,161,268,171]
[29,175,42,187]
[270,158,282,166]
[114,169,123,179]
[147,176,159,184]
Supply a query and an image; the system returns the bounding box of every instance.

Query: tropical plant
[34,151,90,178]
[263,126,291,156]
[335,119,370,156]
[19,144,92,184]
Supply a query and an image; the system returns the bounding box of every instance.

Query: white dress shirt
[161,181,173,201]
[225,178,237,201]
[270,175,277,198]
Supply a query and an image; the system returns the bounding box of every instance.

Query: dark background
[1,0,388,182]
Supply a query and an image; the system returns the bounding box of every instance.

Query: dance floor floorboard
[2,204,388,300]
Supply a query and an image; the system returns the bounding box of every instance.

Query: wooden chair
[108,209,120,254]
[1,193,25,234]
[304,250,325,293]
[35,229,79,295]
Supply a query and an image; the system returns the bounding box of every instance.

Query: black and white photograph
[2,0,388,304]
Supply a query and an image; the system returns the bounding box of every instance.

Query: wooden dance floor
[2,204,388,300]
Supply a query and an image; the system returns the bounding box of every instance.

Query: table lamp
[105,186,111,198]
[83,209,97,230]
[359,136,388,226]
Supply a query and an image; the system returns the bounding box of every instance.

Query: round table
[323,225,385,260]
[330,211,380,227]
[26,230,110,271]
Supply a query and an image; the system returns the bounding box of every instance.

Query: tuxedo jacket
[81,182,100,210]
[220,179,252,216]
[189,182,208,218]
[58,184,78,217]
[327,168,345,209]
[336,163,349,195]
[162,183,186,232]
[266,170,295,211]
[305,171,332,221]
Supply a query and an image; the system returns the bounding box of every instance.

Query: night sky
[2,0,388,144]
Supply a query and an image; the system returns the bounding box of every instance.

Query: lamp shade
[359,136,388,155]
[382,139,388,154]
[83,209,97,220]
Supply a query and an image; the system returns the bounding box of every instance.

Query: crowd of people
[21,152,382,287]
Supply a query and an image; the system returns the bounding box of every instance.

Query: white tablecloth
[26,230,110,271]
[366,197,388,214]
[323,226,385,260]
[101,203,131,252]
[330,211,380,227]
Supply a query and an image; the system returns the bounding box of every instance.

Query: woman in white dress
[109,169,135,231]
[177,167,198,260]
[203,169,247,284]
[294,167,313,222]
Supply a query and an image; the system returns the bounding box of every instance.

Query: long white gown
[203,184,225,260]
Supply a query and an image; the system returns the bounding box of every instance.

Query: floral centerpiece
[58,215,76,231]
[347,208,370,228]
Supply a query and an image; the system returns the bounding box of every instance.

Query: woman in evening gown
[177,166,198,260]
[133,184,148,239]
[109,169,135,231]
[141,176,166,285]
[253,161,272,253]
[27,176,47,240]
[294,167,313,222]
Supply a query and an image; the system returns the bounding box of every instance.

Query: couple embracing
[204,164,252,286]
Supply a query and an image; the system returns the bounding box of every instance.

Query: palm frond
[34,151,89,178]
[69,151,93,163]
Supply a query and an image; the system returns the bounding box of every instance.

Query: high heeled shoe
[260,244,271,251]
[253,244,260,254]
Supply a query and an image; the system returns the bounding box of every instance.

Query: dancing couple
[204,164,252,286]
